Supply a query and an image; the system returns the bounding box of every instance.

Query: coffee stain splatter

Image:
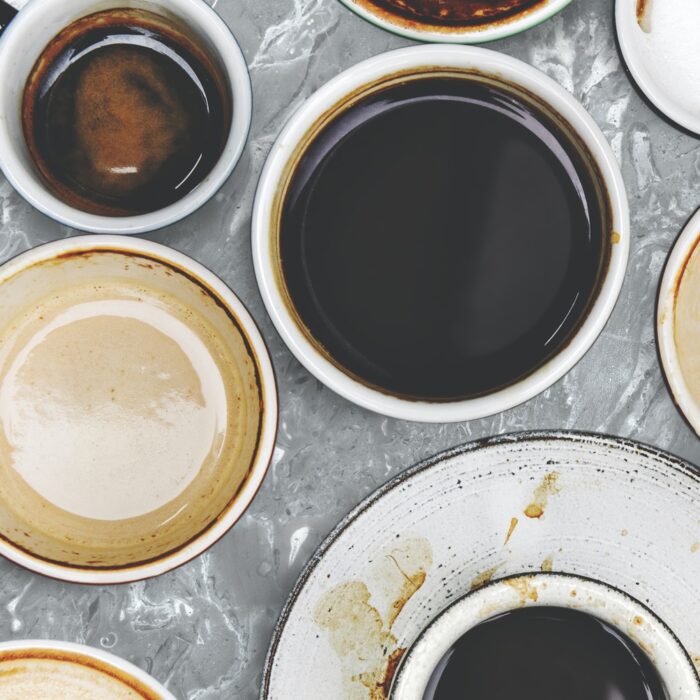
[504,517,519,545]
[471,565,500,591]
[637,0,652,32]
[506,576,539,605]
[540,556,554,572]
[524,471,560,519]
[692,655,700,672]
[376,538,433,628]
[691,541,699,554]
[611,231,622,244]
[314,537,432,699]
[621,529,629,537]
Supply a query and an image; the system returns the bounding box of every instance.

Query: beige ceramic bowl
[0,236,277,584]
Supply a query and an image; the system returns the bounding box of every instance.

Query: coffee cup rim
[657,208,700,435]
[0,639,176,698]
[252,45,629,424]
[390,572,700,699]
[336,0,573,44]
[0,235,278,584]
[0,0,252,235]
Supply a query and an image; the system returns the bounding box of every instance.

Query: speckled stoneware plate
[261,431,700,699]
[336,0,572,44]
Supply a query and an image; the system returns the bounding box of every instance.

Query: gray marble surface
[1,0,699,697]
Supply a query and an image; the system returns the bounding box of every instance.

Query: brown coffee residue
[524,471,560,519]
[314,537,432,699]
[540,556,554,572]
[471,565,500,591]
[637,0,652,32]
[504,517,519,545]
[362,0,546,29]
[691,541,699,553]
[506,576,539,605]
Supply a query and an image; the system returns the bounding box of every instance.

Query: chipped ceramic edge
[252,44,630,423]
[0,639,177,699]
[615,0,700,135]
[0,0,252,235]
[0,235,279,585]
[337,0,573,44]
[657,208,700,436]
[260,431,700,698]
[392,573,700,699]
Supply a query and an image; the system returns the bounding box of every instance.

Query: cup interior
[391,573,700,699]
[657,210,700,434]
[254,47,628,423]
[0,0,251,233]
[0,239,274,580]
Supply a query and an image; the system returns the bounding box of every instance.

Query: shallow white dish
[337,0,572,44]
[616,0,700,135]
[262,432,700,699]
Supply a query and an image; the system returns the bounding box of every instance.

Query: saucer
[262,432,700,698]
[616,0,700,134]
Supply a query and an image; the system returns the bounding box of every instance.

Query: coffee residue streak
[314,537,432,699]
[524,471,560,519]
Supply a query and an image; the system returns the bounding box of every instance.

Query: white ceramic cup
[252,45,629,423]
[0,235,277,584]
[657,209,700,435]
[392,573,700,699]
[0,0,252,235]
[337,0,572,44]
[0,639,176,698]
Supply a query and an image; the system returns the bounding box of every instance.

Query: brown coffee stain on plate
[314,537,432,699]
[470,565,500,591]
[524,471,560,519]
[506,575,539,605]
[637,0,652,32]
[540,556,554,572]
[691,541,699,553]
[504,517,519,545]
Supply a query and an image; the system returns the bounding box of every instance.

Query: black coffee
[422,606,668,700]
[23,9,231,216]
[279,77,608,400]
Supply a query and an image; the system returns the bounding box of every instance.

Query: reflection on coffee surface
[422,607,668,699]
[22,9,231,216]
[0,649,158,699]
[280,76,608,401]
[361,0,545,26]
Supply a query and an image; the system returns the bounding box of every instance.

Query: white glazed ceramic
[616,0,700,135]
[393,573,699,699]
[0,639,176,698]
[337,0,572,44]
[252,45,629,423]
[0,0,252,234]
[262,432,700,699]
[658,209,700,435]
[0,236,278,584]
